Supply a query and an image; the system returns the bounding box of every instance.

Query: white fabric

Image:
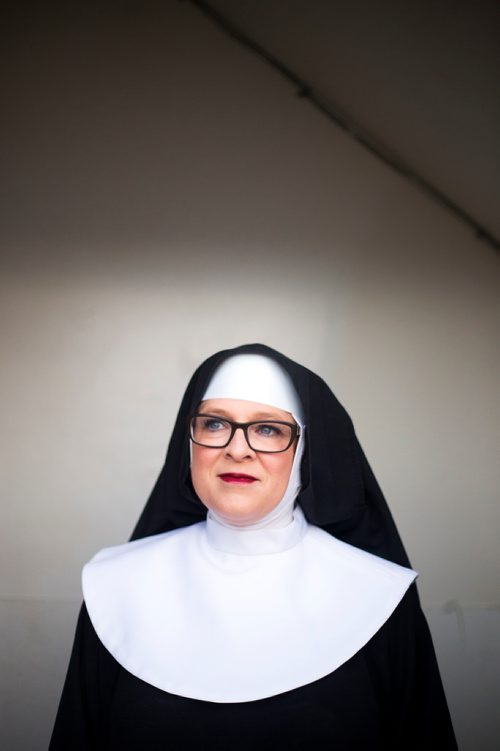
[200,353,305,531]
[205,500,307,555]
[201,354,304,423]
[83,507,417,703]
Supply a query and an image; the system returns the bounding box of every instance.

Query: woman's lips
[218,473,258,484]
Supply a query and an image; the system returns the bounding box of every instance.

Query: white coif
[201,354,304,423]
[83,508,417,703]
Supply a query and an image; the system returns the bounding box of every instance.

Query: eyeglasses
[189,413,300,453]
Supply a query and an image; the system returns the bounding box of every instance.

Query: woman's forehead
[198,398,294,422]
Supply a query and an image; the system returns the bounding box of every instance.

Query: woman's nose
[225,427,254,459]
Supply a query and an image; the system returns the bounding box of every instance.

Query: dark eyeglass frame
[188,413,300,454]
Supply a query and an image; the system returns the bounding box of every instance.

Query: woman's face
[190,398,296,526]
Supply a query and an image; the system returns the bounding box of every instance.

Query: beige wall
[1,4,498,749]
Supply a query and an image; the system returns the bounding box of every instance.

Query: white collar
[206,504,307,555]
[83,511,417,703]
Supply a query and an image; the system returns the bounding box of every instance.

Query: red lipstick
[218,473,258,484]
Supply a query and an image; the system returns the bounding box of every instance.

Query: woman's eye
[203,418,226,431]
[255,423,282,437]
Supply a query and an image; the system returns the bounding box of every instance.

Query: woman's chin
[207,499,268,526]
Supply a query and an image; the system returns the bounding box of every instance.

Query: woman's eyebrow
[202,409,289,421]
[251,412,290,420]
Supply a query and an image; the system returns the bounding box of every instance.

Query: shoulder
[84,522,203,570]
[304,523,418,589]
[81,522,205,618]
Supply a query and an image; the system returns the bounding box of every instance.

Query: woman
[50,343,457,749]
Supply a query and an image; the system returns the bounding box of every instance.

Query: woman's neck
[205,505,307,555]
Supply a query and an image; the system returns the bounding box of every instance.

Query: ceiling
[200,0,500,250]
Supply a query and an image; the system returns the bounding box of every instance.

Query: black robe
[50,586,456,749]
[50,344,457,749]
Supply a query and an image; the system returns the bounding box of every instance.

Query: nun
[50,343,457,749]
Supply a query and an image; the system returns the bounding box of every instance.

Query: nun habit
[50,343,457,750]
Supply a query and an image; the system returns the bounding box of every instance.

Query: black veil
[131,343,411,568]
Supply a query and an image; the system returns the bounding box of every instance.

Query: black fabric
[131,343,410,567]
[50,590,457,750]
